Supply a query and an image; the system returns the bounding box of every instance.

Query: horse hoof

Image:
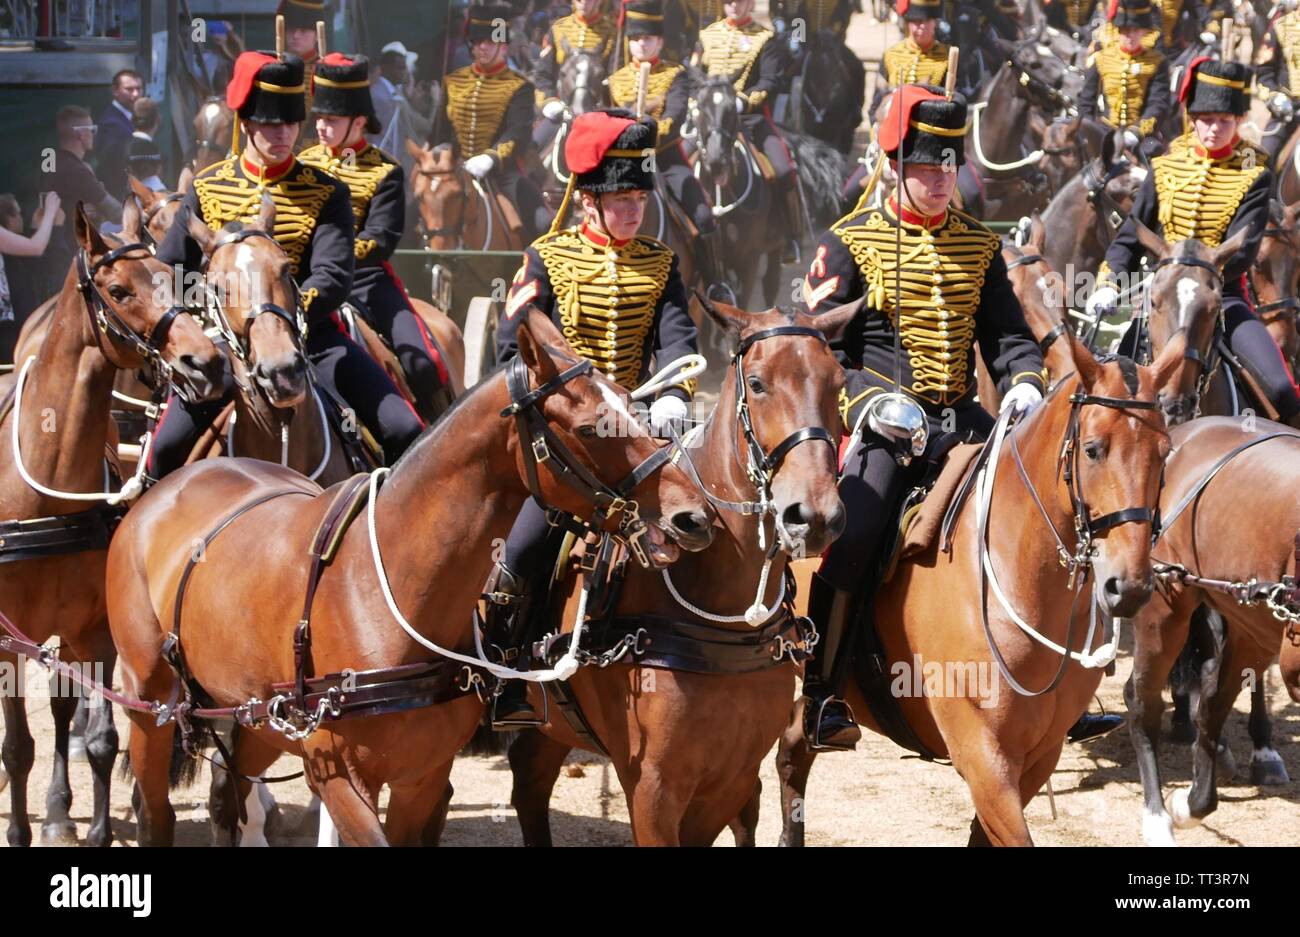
[1168,718,1196,744]
[1249,748,1291,786]
[1141,808,1178,847]
[39,821,79,846]
[1166,788,1201,830]
[1216,742,1237,779]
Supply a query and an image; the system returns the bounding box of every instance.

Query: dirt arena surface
[3,631,1295,847]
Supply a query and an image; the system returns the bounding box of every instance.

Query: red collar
[912,36,935,53]
[726,16,752,27]
[575,12,603,26]
[241,153,295,182]
[580,223,631,248]
[1193,138,1237,161]
[472,59,507,76]
[888,197,946,230]
[634,56,661,67]
[330,140,368,159]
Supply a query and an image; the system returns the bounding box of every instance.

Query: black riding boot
[778,182,802,265]
[483,562,543,728]
[1067,711,1125,743]
[696,227,730,301]
[801,572,862,751]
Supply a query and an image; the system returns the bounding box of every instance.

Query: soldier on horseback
[1045,0,1099,42]
[800,86,1048,751]
[1079,0,1171,160]
[434,4,551,241]
[1254,7,1300,163]
[697,0,804,261]
[150,51,425,475]
[1086,58,1300,426]
[533,0,619,150]
[882,0,951,89]
[608,0,725,287]
[486,109,699,726]
[298,53,452,420]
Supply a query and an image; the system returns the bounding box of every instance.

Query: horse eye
[108,285,130,301]
[747,375,766,394]
[577,425,598,438]
[1083,440,1104,461]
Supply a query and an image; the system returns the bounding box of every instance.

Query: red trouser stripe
[382,260,450,385]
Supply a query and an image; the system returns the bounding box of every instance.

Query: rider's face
[725,0,755,22]
[896,162,957,217]
[316,114,365,151]
[575,0,603,19]
[629,35,664,62]
[472,40,507,68]
[287,27,317,57]
[1118,26,1146,54]
[908,18,937,48]
[583,189,648,241]
[244,120,301,164]
[1191,112,1240,151]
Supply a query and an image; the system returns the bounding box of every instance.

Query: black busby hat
[896,0,943,21]
[879,85,967,166]
[566,108,658,193]
[1106,0,1156,30]
[278,0,324,32]
[622,0,665,37]
[466,3,513,42]
[1179,57,1252,116]
[226,52,307,124]
[312,53,381,134]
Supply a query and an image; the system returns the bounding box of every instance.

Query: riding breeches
[659,150,717,234]
[351,267,451,409]
[1225,294,1300,420]
[501,497,566,584]
[492,166,551,244]
[743,115,795,184]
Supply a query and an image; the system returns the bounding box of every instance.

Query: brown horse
[104,309,715,846]
[0,201,226,847]
[1125,417,1300,845]
[192,97,235,173]
[407,141,525,252]
[765,333,1187,846]
[1247,199,1300,374]
[506,298,859,846]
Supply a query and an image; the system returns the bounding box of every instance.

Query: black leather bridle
[1143,253,1226,423]
[501,355,675,568]
[140,192,184,248]
[1247,224,1300,328]
[200,227,306,365]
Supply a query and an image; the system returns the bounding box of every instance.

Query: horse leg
[1,694,35,846]
[507,728,571,847]
[66,629,120,848]
[385,757,455,847]
[309,760,386,846]
[728,778,762,847]
[421,779,453,846]
[123,713,177,846]
[208,728,283,846]
[775,698,818,847]
[627,771,688,846]
[949,731,1031,846]
[40,679,79,845]
[1247,668,1289,785]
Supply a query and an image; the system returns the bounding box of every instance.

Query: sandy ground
[2,627,1296,847]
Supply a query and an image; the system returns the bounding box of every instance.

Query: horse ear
[516,306,566,384]
[692,289,746,341]
[1148,329,1187,393]
[184,205,217,257]
[1066,331,1103,393]
[256,191,276,233]
[128,174,158,208]
[1100,128,1121,167]
[1132,218,1170,260]
[177,164,195,194]
[1210,226,1249,271]
[801,294,865,344]
[74,202,110,257]
[120,191,143,242]
[1029,212,1046,252]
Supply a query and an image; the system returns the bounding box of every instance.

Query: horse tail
[785,130,849,232]
[116,721,204,790]
[462,720,516,757]
[1168,604,1227,701]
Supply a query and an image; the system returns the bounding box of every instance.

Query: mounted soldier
[433,3,551,241]
[608,0,724,287]
[1254,6,1300,163]
[1045,0,1100,42]
[533,0,619,152]
[800,85,1048,751]
[150,51,425,476]
[277,0,324,142]
[882,0,951,90]
[1078,0,1171,160]
[697,0,803,261]
[1086,57,1300,427]
[298,53,452,419]
[772,0,867,154]
[486,108,699,726]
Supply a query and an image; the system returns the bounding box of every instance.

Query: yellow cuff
[355,238,377,260]
[300,286,319,313]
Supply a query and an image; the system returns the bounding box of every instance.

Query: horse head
[691,77,742,189]
[73,198,226,403]
[1136,224,1249,424]
[192,97,234,172]
[128,176,186,248]
[184,193,307,408]
[558,48,609,116]
[407,140,469,250]
[1250,199,1300,370]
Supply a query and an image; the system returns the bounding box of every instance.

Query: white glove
[1271,92,1295,121]
[734,96,747,114]
[1001,382,1044,416]
[1122,129,1140,151]
[649,395,689,435]
[1086,285,1119,319]
[1199,31,1217,45]
[542,100,566,121]
[464,153,495,179]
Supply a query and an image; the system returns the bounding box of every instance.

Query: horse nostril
[1104,577,1122,600]
[671,509,709,537]
[781,502,813,529]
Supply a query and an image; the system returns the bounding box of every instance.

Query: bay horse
[1246,199,1300,375]
[407,141,525,252]
[787,26,864,155]
[691,76,784,308]
[506,298,860,846]
[1125,416,1300,845]
[192,97,235,173]
[104,308,716,846]
[0,200,226,847]
[766,333,1187,846]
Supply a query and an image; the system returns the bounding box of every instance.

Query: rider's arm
[740,36,785,112]
[298,179,355,324]
[487,81,536,168]
[1097,168,1158,287]
[658,68,691,144]
[533,31,561,104]
[1077,61,1100,122]
[1256,28,1286,97]
[154,186,205,272]
[1221,168,1273,284]
[975,251,1047,396]
[496,246,557,364]
[354,161,404,264]
[649,255,697,401]
[1139,58,1171,136]
[803,228,877,425]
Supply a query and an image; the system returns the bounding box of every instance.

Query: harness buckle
[531,434,551,464]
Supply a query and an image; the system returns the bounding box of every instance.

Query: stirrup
[806,693,861,752]
[490,682,548,730]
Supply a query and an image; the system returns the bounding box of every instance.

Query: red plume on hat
[877,85,947,155]
[1178,55,1212,104]
[565,112,636,174]
[227,51,279,111]
[896,0,909,14]
[1106,0,1119,20]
